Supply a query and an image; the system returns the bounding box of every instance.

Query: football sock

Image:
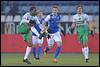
[32,47,36,59]
[82,48,85,58]
[54,47,61,59]
[45,46,50,53]
[24,46,31,60]
[37,46,42,58]
[84,47,89,59]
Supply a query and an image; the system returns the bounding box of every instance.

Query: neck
[77,13,82,16]
[30,12,35,16]
[52,13,57,15]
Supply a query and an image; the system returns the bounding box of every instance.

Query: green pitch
[1,53,99,66]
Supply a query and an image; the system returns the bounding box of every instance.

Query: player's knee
[28,44,32,47]
[27,42,32,47]
[38,44,42,47]
[57,41,62,47]
[82,42,88,47]
[32,45,36,47]
[48,46,52,49]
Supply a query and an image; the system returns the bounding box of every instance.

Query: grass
[1,53,99,66]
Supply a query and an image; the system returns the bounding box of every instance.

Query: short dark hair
[52,5,58,9]
[30,6,36,11]
[76,4,83,9]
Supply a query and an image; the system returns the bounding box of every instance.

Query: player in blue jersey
[43,5,65,63]
[31,10,45,61]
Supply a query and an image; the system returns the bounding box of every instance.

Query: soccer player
[71,4,90,62]
[43,5,65,63]
[18,6,37,64]
[31,11,45,61]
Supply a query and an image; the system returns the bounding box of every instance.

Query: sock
[45,46,50,53]
[82,48,85,58]
[32,47,36,59]
[85,47,89,59]
[86,47,89,58]
[54,47,61,59]
[84,47,89,59]
[37,46,42,58]
[24,46,31,60]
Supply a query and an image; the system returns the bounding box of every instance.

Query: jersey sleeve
[34,16,40,24]
[85,14,89,22]
[21,13,30,24]
[43,15,50,23]
[72,15,76,23]
[59,15,61,22]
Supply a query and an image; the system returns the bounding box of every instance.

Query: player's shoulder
[82,13,89,17]
[23,12,31,17]
[24,12,30,15]
[73,14,77,18]
[46,14,51,18]
[47,13,52,16]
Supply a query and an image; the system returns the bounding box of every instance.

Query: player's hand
[39,31,47,39]
[71,23,75,29]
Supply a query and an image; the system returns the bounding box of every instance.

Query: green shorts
[17,23,29,34]
[17,23,30,42]
[21,32,30,42]
[76,25,89,44]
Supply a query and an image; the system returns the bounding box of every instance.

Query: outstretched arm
[59,23,65,36]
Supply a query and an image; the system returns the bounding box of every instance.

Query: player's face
[52,8,58,14]
[77,7,82,14]
[37,12,43,17]
[31,8,37,16]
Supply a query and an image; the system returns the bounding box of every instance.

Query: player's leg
[44,35,54,57]
[76,26,85,61]
[53,32,62,62]
[32,36,37,60]
[82,26,89,62]
[23,31,32,64]
[36,38,44,60]
[18,23,32,64]
[77,26,89,62]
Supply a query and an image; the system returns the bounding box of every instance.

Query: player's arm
[38,15,50,39]
[84,14,92,32]
[71,15,76,29]
[59,22,66,36]
[59,15,65,36]
[21,13,37,27]
[41,15,50,33]
[69,15,76,34]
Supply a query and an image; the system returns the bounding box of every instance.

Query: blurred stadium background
[1,1,99,34]
[1,1,99,66]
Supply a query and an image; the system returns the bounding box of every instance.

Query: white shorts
[47,31,62,47]
[32,35,43,45]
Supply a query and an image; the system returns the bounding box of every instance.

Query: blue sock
[54,47,61,59]
[45,46,50,53]
[37,46,41,58]
[32,47,36,59]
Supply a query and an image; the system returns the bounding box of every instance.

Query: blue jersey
[32,17,44,36]
[47,14,60,33]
